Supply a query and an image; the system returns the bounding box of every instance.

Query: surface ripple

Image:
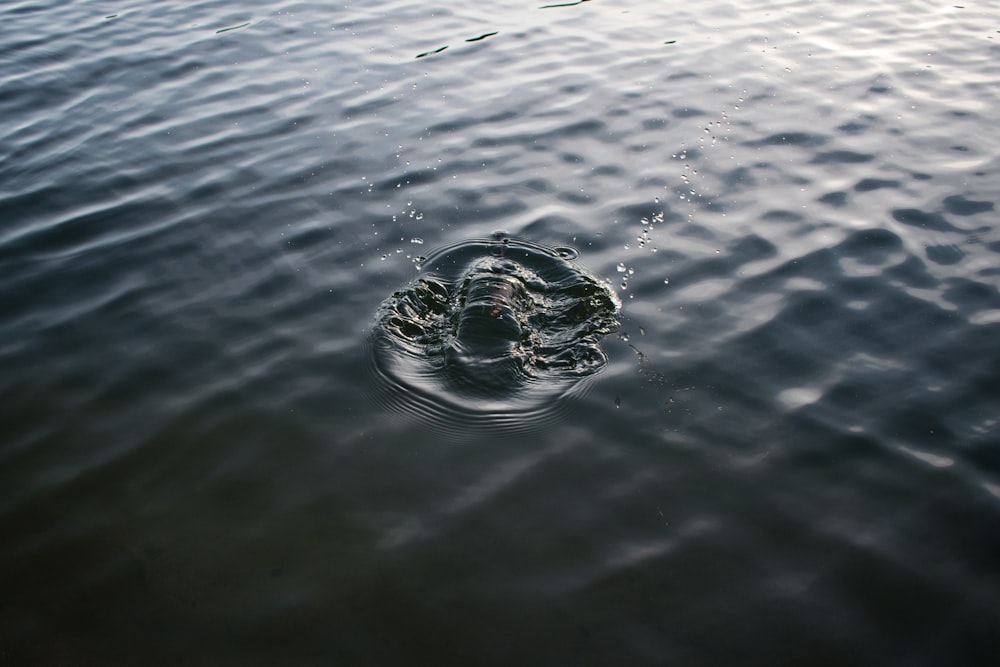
[1,0,999,664]
[369,233,619,436]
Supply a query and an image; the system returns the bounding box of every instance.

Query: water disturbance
[370,232,619,433]
[1,0,998,664]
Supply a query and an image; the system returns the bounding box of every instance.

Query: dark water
[2,0,999,664]
[370,233,621,435]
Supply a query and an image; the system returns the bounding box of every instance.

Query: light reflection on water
[1,0,999,664]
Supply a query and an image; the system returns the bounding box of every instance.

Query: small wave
[368,233,619,436]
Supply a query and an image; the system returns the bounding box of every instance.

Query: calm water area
[2,0,999,664]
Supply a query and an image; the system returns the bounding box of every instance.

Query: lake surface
[2,0,999,664]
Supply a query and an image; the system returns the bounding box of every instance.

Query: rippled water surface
[370,233,621,435]
[2,0,999,664]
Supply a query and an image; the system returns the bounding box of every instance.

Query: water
[1,0,998,664]
[370,233,621,435]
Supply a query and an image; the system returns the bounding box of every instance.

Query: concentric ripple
[369,232,620,432]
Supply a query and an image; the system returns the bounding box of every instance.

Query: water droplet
[663,277,670,285]
[617,263,627,273]
[411,237,424,244]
